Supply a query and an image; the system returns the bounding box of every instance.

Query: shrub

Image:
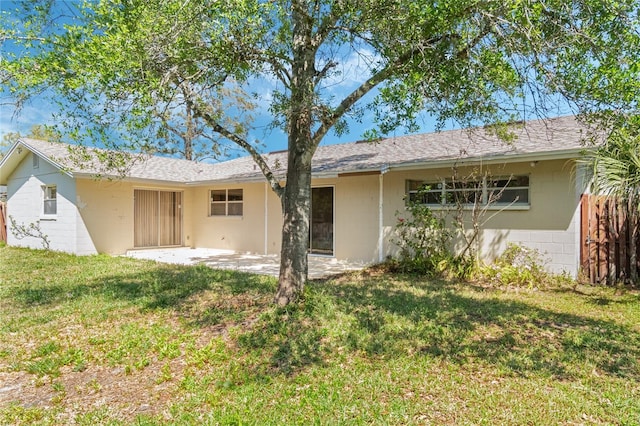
[478,243,573,289]
[390,191,453,275]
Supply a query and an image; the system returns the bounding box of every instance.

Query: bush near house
[476,244,575,290]
[0,245,639,425]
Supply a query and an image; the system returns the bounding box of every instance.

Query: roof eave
[1,140,74,185]
[386,148,587,172]
[74,173,192,187]
[187,174,286,186]
[186,149,589,185]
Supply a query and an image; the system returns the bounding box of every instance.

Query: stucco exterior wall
[190,183,281,254]
[187,176,381,262]
[266,183,283,254]
[76,179,135,254]
[382,159,587,275]
[311,175,380,262]
[76,179,191,254]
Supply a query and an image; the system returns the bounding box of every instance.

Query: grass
[0,246,639,425]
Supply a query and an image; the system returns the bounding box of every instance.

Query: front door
[310,187,334,255]
[134,189,183,248]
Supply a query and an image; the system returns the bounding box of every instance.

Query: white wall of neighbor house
[382,159,587,276]
[5,152,95,254]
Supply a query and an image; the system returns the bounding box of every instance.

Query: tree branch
[312,16,498,147]
[183,92,284,197]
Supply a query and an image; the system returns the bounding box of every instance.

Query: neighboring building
[0,116,592,275]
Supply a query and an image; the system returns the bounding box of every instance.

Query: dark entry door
[310,187,334,255]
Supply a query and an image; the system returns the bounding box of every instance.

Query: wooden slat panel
[581,194,640,285]
[618,203,627,281]
[607,200,617,285]
[159,191,182,246]
[0,202,6,243]
[597,197,608,283]
[134,189,159,247]
[580,194,590,280]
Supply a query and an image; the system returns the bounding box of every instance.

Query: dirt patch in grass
[0,319,246,423]
[1,361,178,420]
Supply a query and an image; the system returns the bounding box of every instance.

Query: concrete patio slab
[125,247,369,279]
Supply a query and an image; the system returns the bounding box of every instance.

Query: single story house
[0,116,592,276]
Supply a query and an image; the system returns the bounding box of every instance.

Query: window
[407,175,529,207]
[33,155,39,169]
[43,185,57,215]
[486,176,530,205]
[210,189,243,216]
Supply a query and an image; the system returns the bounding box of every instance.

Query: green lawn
[0,246,638,425]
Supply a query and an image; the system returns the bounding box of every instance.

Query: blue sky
[0,1,572,159]
[0,73,454,158]
[0,83,450,157]
[0,0,454,158]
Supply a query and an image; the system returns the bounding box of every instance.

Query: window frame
[407,175,530,210]
[209,188,243,217]
[42,184,57,217]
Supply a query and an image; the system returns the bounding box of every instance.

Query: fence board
[581,194,640,285]
[0,202,6,243]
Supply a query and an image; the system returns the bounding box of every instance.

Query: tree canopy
[2,0,639,304]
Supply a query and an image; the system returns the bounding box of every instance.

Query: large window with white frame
[407,175,530,207]
[209,189,243,216]
[42,185,57,215]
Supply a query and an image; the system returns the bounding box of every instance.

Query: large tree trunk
[274,149,313,305]
[274,0,316,306]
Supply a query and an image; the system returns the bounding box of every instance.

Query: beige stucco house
[0,116,591,276]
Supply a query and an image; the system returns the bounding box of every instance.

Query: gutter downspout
[378,164,389,263]
[264,182,268,255]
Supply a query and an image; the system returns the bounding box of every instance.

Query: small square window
[210,189,243,216]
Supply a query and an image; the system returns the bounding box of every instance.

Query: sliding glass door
[310,187,334,255]
[134,189,183,248]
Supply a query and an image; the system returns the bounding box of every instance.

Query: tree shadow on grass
[6,251,639,384]
[7,262,276,316]
[237,275,640,382]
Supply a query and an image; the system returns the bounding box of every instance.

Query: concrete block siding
[6,153,97,254]
[481,213,580,276]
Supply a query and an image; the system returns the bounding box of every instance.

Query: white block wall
[481,212,580,276]
[6,152,97,254]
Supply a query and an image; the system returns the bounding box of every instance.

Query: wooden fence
[580,194,640,285]
[0,202,6,244]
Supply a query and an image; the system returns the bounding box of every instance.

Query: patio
[125,247,370,279]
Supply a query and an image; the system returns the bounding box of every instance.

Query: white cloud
[0,94,59,139]
[320,46,383,94]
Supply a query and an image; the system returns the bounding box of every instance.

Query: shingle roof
[16,115,586,185]
[197,115,588,182]
[18,138,220,184]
